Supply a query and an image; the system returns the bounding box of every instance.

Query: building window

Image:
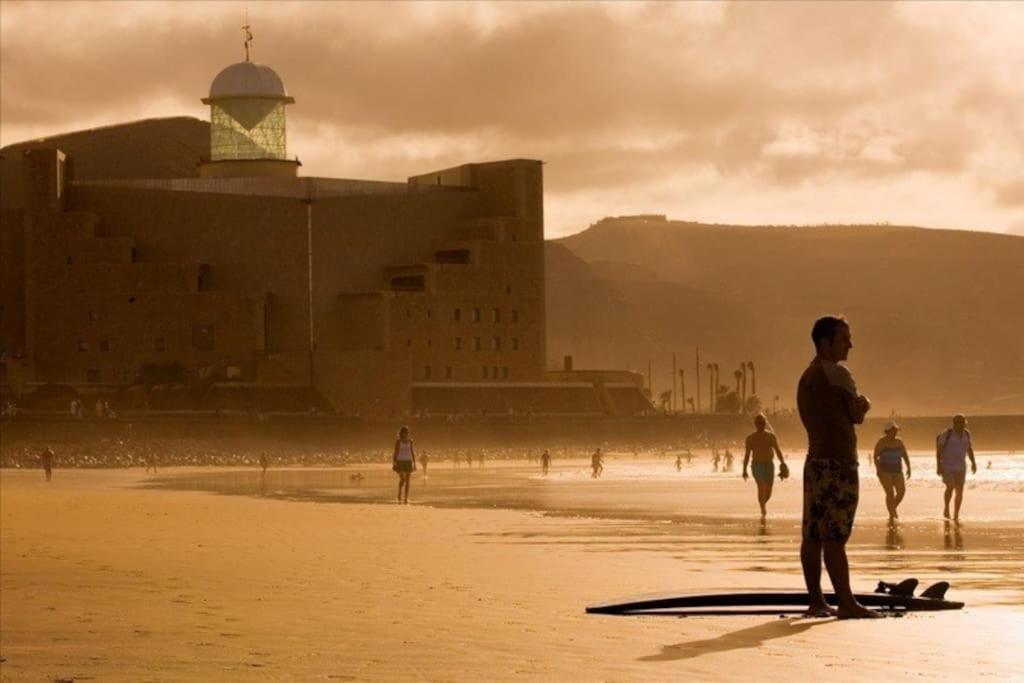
[454,308,461,321]
[405,308,411,318]
[87,369,101,383]
[424,365,432,380]
[492,308,501,323]
[427,338,433,348]
[492,336,501,351]
[197,365,212,381]
[512,338,520,351]
[99,340,110,352]
[506,285,512,295]
[473,336,482,351]
[226,365,241,379]
[481,365,488,379]
[472,307,481,323]
[406,338,412,347]
[155,337,166,352]
[66,255,73,265]
[502,366,509,380]
[512,309,519,323]
[88,311,99,321]
[445,366,453,380]
[77,340,89,352]
[128,296,137,304]
[491,366,499,379]
[455,337,462,350]
[192,324,215,352]
[427,309,432,319]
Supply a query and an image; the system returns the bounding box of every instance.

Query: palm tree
[734,369,742,400]
[706,363,714,413]
[740,364,747,413]
[713,363,720,412]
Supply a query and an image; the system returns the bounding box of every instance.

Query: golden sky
[2,1,1022,237]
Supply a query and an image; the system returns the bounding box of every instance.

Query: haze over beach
[2,1,1024,681]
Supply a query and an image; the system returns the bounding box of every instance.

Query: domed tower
[200,27,299,178]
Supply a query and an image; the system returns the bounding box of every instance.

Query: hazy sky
[2,1,1022,237]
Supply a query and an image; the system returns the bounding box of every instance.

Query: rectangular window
[502,366,509,380]
[226,365,241,379]
[86,369,101,383]
[99,340,110,352]
[512,338,520,351]
[192,324,215,352]
[492,336,501,351]
[472,307,481,323]
[424,365,432,380]
[445,366,453,380]
[492,366,499,379]
[77,340,89,352]
[512,309,519,323]
[481,365,488,379]
[492,308,501,323]
[455,337,462,350]
[197,365,212,381]
[155,337,166,352]
[454,308,461,321]
[473,336,482,351]
[88,310,99,321]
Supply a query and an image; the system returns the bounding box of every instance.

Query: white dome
[207,61,291,100]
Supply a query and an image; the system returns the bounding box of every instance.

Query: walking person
[420,450,429,478]
[742,414,790,520]
[796,315,879,619]
[40,446,54,482]
[937,414,976,522]
[540,449,551,476]
[392,426,417,504]
[872,421,911,523]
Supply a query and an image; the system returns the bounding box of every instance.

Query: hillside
[547,217,1024,416]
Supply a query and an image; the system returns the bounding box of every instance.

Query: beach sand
[2,464,1023,681]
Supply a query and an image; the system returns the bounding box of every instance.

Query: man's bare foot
[802,603,837,618]
[943,509,951,519]
[836,603,883,619]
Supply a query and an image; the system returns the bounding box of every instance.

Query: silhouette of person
[420,450,429,477]
[872,420,911,523]
[540,449,551,476]
[675,453,682,472]
[259,451,269,474]
[743,414,789,519]
[937,414,976,522]
[796,315,879,619]
[392,425,417,504]
[41,447,54,481]
[591,448,604,479]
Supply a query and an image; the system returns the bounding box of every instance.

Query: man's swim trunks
[751,460,775,483]
[802,458,859,541]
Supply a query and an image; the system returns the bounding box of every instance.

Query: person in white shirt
[392,426,417,504]
[936,414,977,522]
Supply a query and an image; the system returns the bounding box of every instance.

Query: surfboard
[586,589,963,615]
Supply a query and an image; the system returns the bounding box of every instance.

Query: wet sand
[2,462,1023,681]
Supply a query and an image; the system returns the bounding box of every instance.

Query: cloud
[2,1,1022,236]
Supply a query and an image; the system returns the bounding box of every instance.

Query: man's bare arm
[845,393,870,424]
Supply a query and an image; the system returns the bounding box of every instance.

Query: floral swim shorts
[802,458,859,541]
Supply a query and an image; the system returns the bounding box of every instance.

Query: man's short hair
[811,315,848,349]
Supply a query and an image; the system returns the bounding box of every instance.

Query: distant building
[1,50,554,415]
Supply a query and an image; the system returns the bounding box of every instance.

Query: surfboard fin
[876,578,918,597]
[920,581,950,600]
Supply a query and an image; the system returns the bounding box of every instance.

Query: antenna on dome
[242,8,254,62]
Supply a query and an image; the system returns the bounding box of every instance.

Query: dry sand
[2,467,1023,681]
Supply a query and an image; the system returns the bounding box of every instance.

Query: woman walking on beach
[392,426,417,504]
[873,420,911,523]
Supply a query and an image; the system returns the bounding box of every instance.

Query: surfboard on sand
[586,580,963,615]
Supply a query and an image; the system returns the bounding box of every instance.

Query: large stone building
[1,54,649,418]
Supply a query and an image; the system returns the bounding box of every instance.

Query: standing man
[420,450,429,478]
[590,448,604,479]
[40,446,55,482]
[742,414,790,520]
[796,315,878,619]
[937,414,976,522]
[540,449,552,476]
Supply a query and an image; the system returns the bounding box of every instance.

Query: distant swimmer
[872,420,911,523]
[40,446,54,481]
[392,425,417,504]
[797,315,879,619]
[591,448,604,479]
[540,449,552,476]
[937,414,977,522]
[420,451,429,478]
[742,415,790,519]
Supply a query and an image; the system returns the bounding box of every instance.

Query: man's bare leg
[800,539,835,616]
[953,483,964,522]
[823,539,881,619]
[943,485,953,519]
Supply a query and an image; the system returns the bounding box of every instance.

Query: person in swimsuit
[540,449,551,476]
[872,421,911,523]
[392,426,417,504]
[591,448,604,478]
[420,451,429,478]
[743,414,790,519]
[796,315,879,619]
[936,414,976,522]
